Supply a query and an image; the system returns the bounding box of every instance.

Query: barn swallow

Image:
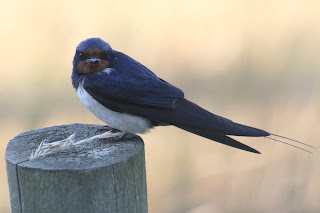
[72,37,315,154]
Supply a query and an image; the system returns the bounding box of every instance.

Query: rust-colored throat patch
[77,48,109,74]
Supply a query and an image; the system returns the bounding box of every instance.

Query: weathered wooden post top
[5,123,148,213]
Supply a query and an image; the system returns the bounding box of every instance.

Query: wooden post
[5,123,148,213]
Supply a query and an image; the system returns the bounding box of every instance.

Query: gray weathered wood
[5,123,148,213]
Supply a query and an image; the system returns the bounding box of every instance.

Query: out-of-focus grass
[1,1,319,212]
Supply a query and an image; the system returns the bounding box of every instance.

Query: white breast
[77,82,152,134]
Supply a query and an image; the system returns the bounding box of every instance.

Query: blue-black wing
[83,52,269,153]
[84,51,184,109]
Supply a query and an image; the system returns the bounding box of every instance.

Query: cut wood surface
[6,123,148,213]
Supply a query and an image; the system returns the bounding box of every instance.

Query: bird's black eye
[100,51,108,60]
[78,52,86,60]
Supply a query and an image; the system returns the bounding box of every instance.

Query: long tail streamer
[265,134,317,154]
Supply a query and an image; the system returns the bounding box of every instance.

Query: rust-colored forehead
[82,48,105,57]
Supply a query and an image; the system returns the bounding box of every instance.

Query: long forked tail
[180,125,316,154]
[265,134,317,154]
[178,126,261,154]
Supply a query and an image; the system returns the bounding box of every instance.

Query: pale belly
[77,84,152,134]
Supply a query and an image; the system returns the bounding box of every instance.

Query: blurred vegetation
[0,0,319,212]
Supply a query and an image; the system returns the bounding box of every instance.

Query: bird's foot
[96,125,122,134]
[95,125,128,141]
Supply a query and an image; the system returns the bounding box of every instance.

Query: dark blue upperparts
[72,38,184,109]
[84,51,185,109]
[76,37,112,52]
[71,37,271,154]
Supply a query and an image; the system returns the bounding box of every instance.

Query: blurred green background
[1,0,319,212]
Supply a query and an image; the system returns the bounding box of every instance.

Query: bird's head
[73,38,115,75]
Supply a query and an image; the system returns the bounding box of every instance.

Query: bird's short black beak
[86,57,101,65]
